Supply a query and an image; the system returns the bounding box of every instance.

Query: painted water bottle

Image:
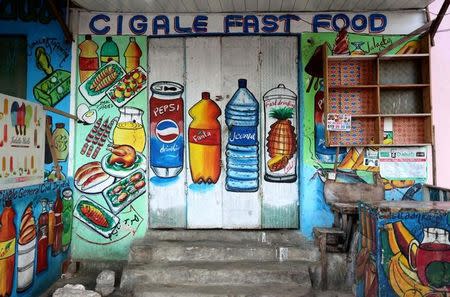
[314,86,346,163]
[225,79,259,192]
[0,200,16,297]
[62,188,73,252]
[100,36,119,66]
[150,81,184,178]
[188,92,222,184]
[78,34,99,83]
[124,37,142,72]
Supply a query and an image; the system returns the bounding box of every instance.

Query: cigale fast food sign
[77,11,426,36]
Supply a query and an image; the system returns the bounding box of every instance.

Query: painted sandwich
[74,161,114,193]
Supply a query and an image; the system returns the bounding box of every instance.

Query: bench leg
[319,234,328,290]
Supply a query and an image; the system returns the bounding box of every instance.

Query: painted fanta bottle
[0,200,16,297]
[78,34,99,83]
[100,36,119,66]
[124,37,142,72]
[225,79,259,192]
[188,92,222,184]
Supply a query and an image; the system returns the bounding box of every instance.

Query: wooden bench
[313,202,359,290]
[313,227,345,290]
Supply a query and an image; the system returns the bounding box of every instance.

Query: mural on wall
[225,78,260,192]
[0,14,72,180]
[188,91,221,184]
[263,84,298,183]
[73,35,147,260]
[149,81,184,180]
[0,94,45,190]
[300,32,428,237]
[0,180,72,297]
[357,204,450,297]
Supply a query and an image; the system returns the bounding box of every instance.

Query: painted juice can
[263,84,298,183]
[150,81,184,178]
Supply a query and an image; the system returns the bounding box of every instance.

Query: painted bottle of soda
[225,79,259,192]
[78,34,99,83]
[52,191,63,256]
[124,37,142,72]
[100,36,119,66]
[188,92,222,184]
[37,199,49,273]
[0,200,16,297]
[150,81,184,178]
[48,201,55,247]
[62,188,73,252]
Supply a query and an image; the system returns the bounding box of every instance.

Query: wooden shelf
[328,143,432,147]
[329,85,378,89]
[323,36,432,147]
[352,114,379,118]
[379,53,430,60]
[380,113,431,117]
[328,55,377,61]
[380,84,430,89]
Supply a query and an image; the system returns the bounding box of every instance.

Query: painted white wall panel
[148,38,187,228]
[221,36,262,228]
[186,37,224,228]
[260,36,299,228]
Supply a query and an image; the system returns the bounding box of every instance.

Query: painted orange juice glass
[109,107,146,153]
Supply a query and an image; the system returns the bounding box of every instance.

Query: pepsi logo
[156,120,180,143]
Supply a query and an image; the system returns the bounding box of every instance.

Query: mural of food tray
[102,169,146,215]
[79,61,125,105]
[74,196,120,238]
[106,67,147,108]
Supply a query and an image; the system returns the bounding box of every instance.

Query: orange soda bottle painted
[188,92,222,184]
[124,37,142,72]
[78,35,99,83]
[0,200,16,297]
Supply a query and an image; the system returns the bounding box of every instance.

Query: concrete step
[129,240,319,263]
[146,230,307,245]
[132,284,313,297]
[120,261,312,291]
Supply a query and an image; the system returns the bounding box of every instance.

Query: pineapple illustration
[267,107,297,172]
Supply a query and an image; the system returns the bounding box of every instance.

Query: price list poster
[0,93,45,190]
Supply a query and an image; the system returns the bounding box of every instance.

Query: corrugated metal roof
[72,0,434,13]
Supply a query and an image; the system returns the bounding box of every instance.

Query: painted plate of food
[74,161,115,194]
[74,196,119,238]
[79,61,125,105]
[102,169,146,214]
[101,144,146,178]
[106,67,147,108]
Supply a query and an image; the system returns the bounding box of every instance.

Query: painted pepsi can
[150,81,184,178]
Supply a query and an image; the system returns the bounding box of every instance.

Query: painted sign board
[76,11,427,36]
[0,93,45,190]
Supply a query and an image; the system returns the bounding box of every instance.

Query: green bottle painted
[100,37,119,66]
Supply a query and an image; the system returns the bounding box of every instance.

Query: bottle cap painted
[238,79,247,88]
[201,92,210,100]
[150,81,184,98]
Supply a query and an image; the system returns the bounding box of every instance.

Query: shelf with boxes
[323,36,432,147]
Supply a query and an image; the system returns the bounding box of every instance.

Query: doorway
[148,36,299,229]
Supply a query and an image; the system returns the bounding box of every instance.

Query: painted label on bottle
[228,126,257,146]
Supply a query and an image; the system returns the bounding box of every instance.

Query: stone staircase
[120,230,320,297]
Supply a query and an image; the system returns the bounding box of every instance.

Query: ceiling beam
[47,0,73,43]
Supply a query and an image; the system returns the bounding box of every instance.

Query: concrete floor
[41,270,355,297]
